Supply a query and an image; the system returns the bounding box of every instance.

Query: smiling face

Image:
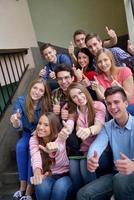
[97,52,112,74]
[57,71,74,92]
[42,46,57,63]
[78,52,89,69]
[86,37,102,56]
[69,88,87,107]
[36,115,51,138]
[105,93,128,121]
[74,34,86,49]
[30,82,45,102]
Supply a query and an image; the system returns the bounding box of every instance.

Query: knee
[113,173,126,192]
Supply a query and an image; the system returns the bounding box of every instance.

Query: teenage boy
[77,86,134,200]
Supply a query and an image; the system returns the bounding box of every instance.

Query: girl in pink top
[66,83,112,192]
[30,112,73,200]
[91,48,134,115]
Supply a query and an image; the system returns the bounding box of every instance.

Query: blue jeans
[70,151,113,192]
[69,158,96,192]
[35,174,73,200]
[16,132,32,184]
[77,172,134,200]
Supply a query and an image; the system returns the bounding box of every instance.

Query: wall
[0,0,39,68]
[28,0,128,48]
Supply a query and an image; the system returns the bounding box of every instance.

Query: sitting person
[65,83,113,193]
[77,86,134,200]
[91,48,134,115]
[39,43,72,90]
[10,78,51,200]
[30,112,73,200]
[68,27,117,64]
[85,32,131,69]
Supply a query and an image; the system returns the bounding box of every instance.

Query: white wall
[0,0,39,70]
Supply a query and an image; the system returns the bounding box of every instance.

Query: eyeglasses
[57,75,71,82]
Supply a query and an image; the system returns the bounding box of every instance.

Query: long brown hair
[37,112,62,173]
[25,78,51,122]
[67,82,95,126]
[96,48,119,77]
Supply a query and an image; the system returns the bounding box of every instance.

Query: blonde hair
[67,82,95,126]
[96,48,119,77]
[25,78,51,122]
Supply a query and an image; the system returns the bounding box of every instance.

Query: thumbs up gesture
[10,109,21,128]
[39,141,58,155]
[68,41,74,55]
[87,151,99,172]
[115,153,134,175]
[61,103,68,120]
[39,66,47,77]
[58,120,72,141]
[105,26,117,40]
[53,97,61,115]
[111,76,122,87]
[49,70,56,79]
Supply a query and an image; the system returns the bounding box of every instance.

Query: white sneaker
[110,195,115,200]
[20,195,32,200]
[13,190,25,200]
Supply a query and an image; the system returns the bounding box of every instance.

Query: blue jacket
[12,96,41,134]
[44,54,72,80]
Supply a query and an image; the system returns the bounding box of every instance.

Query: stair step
[0,171,19,185]
[0,182,19,196]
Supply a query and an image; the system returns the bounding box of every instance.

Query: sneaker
[13,190,25,200]
[20,195,32,200]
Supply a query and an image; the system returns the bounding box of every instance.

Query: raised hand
[39,141,58,154]
[68,41,75,55]
[115,153,134,175]
[127,40,134,55]
[111,76,122,87]
[87,151,99,172]
[49,70,56,79]
[61,103,68,120]
[73,66,83,82]
[105,26,117,40]
[53,97,61,115]
[90,76,99,91]
[58,120,72,141]
[39,66,47,77]
[81,74,91,87]
[10,109,21,128]
[76,127,91,140]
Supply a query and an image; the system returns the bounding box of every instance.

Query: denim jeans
[35,175,73,200]
[70,150,113,193]
[77,172,134,200]
[16,132,32,184]
[69,158,96,192]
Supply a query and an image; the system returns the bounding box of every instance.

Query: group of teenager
[10,28,134,200]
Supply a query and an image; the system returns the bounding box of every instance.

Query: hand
[49,70,56,79]
[115,153,134,175]
[68,41,74,55]
[39,66,47,77]
[31,168,49,185]
[10,109,21,128]
[58,120,72,140]
[39,141,58,154]
[76,127,91,140]
[127,40,134,55]
[73,66,83,82]
[105,26,117,39]
[53,97,61,115]
[111,76,122,87]
[87,151,99,172]
[61,103,68,120]
[90,76,99,91]
[81,74,91,87]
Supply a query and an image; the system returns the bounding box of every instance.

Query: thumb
[120,153,128,160]
[39,145,49,153]
[70,41,73,46]
[105,26,109,32]
[16,109,21,118]
[49,69,53,73]
[127,40,131,45]
[44,66,47,70]
[111,75,115,81]
[93,151,98,159]
[54,97,59,105]
[82,73,87,79]
[62,120,68,129]
[62,103,68,109]
[94,76,98,82]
